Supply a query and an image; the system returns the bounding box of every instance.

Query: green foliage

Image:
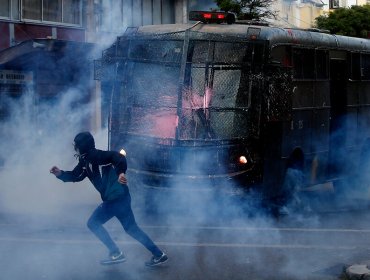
[215,0,241,14]
[315,5,370,38]
[214,0,277,20]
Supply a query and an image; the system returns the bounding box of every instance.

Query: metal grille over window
[99,30,262,142]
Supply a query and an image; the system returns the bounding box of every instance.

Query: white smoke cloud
[1,3,370,279]
[0,84,103,223]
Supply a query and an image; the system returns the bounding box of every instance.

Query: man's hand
[50,166,62,177]
[118,173,127,185]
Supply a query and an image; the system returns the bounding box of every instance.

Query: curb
[344,261,370,280]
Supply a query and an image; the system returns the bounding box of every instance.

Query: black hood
[74,132,95,155]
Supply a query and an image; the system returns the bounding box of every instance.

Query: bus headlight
[239,156,248,164]
[120,149,127,156]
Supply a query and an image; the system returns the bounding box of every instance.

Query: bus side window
[267,46,293,121]
[362,54,370,80]
[270,45,292,67]
[316,50,329,79]
[293,48,315,79]
[350,53,361,80]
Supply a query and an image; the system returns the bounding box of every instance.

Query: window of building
[43,0,62,22]
[95,0,124,32]
[22,0,81,25]
[63,0,81,24]
[329,0,339,9]
[23,0,41,20]
[102,0,123,31]
[0,0,20,19]
[0,0,9,17]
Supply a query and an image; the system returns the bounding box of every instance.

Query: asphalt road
[2,193,370,280]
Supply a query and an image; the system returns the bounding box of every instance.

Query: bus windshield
[119,37,259,141]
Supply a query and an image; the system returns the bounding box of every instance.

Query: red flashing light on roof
[189,11,236,24]
[203,13,212,19]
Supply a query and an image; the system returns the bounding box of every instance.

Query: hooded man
[50,131,168,266]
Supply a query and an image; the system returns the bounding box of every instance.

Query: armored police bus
[96,11,370,205]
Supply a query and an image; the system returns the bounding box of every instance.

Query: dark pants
[87,193,162,257]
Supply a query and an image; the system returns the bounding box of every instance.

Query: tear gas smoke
[1,3,370,279]
[0,87,100,224]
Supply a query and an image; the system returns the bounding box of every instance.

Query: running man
[50,131,168,266]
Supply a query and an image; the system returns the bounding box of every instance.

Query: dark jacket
[57,149,128,201]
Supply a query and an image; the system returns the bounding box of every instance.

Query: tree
[315,5,370,38]
[214,0,277,21]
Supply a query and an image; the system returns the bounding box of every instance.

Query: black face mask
[73,132,95,156]
[73,142,81,158]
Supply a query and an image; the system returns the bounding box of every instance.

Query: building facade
[0,0,188,51]
[0,0,188,130]
[271,0,325,28]
[326,0,368,11]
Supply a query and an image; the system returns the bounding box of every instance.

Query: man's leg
[114,195,163,258]
[87,203,121,255]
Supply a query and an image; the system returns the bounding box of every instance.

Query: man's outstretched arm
[50,163,86,182]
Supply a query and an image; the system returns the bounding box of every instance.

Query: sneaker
[145,252,168,267]
[100,251,126,265]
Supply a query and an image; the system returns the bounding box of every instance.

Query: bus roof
[130,23,370,53]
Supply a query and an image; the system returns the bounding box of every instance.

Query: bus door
[328,54,348,178]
